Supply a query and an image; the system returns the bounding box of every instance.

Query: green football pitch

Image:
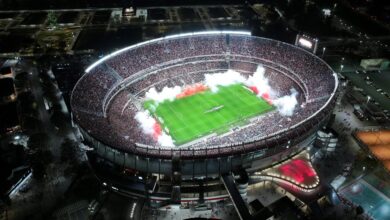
[143,84,274,145]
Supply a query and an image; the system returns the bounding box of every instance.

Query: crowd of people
[71,33,337,158]
[71,65,119,113]
[105,35,227,79]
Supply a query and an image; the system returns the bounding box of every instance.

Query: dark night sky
[1,0,388,11]
[0,0,243,10]
[0,0,122,9]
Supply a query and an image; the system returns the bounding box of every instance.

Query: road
[2,61,81,220]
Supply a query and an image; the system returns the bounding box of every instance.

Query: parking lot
[342,69,390,111]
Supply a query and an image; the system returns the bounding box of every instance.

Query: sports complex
[70,31,338,207]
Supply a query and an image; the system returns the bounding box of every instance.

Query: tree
[18,91,36,113]
[22,116,42,132]
[60,138,78,163]
[355,205,364,216]
[30,149,53,181]
[27,132,49,150]
[14,72,31,89]
[47,11,57,29]
[50,110,69,129]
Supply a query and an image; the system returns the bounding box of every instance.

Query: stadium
[70,31,338,200]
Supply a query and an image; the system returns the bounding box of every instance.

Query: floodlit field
[144,84,274,145]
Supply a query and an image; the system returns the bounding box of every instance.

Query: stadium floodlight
[298,38,313,49]
[295,34,318,53]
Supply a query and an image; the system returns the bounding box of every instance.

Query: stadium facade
[71,31,338,203]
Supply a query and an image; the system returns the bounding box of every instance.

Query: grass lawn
[144,84,274,145]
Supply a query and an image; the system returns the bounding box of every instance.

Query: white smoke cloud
[273,89,298,116]
[204,69,246,92]
[134,111,155,135]
[203,65,275,98]
[135,111,175,147]
[245,65,273,97]
[146,65,273,101]
[145,86,182,103]
[157,133,174,147]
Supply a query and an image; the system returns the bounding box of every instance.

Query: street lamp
[322,47,326,57]
[340,64,344,72]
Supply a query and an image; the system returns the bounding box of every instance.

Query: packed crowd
[71,33,337,158]
[105,35,227,79]
[71,65,119,113]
